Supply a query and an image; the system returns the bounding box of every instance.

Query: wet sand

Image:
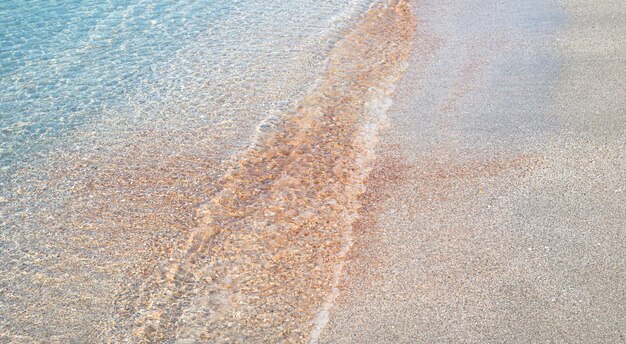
[319,0,625,342]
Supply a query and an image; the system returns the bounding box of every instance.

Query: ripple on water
[112,1,415,342]
[0,0,413,342]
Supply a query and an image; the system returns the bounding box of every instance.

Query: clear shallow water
[1,0,372,169]
[0,0,377,341]
[1,0,231,166]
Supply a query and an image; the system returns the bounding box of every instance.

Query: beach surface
[319,0,626,342]
[1,0,624,342]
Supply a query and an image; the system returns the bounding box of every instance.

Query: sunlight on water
[1,0,373,169]
[2,1,229,165]
[0,0,413,342]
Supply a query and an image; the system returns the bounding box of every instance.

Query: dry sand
[319,0,626,342]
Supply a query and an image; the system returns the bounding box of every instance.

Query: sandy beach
[1,0,623,342]
[319,0,625,342]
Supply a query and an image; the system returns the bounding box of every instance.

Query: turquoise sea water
[1,0,371,169]
[2,0,226,166]
[0,0,373,341]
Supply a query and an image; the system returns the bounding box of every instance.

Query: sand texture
[319,0,626,342]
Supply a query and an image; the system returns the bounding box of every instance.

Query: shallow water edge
[109,0,416,342]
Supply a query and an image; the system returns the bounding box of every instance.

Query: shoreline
[110,1,415,342]
[2,0,623,342]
